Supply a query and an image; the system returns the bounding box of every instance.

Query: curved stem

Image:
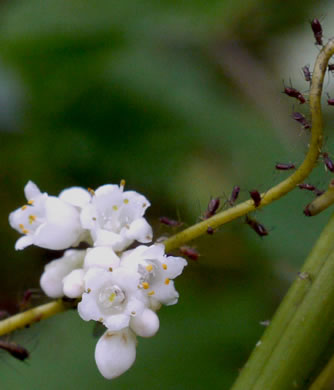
[164,38,332,252]
[229,39,334,390]
[0,300,68,337]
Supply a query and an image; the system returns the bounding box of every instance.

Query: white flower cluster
[9,181,187,379]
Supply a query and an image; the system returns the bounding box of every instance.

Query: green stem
[165,38,334,253]
[309,353,334,390]
[229,38,334,390]
[254,245,334,389]
[232,215,334,390]
[0,300,69,337]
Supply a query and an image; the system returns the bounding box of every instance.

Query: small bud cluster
[9,181,187,379]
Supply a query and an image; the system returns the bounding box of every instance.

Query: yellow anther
[88,188,95,195]
[146,264,153,272]
[142,203,147,208]
[28,215,36,224]
[162,263,167,270]
[109,267,113,272]
[19,224,24,230]
[27,200,34,205]
[22,229,29,235]
[109,292,116,302]
[87,288,91,293]
[148,290,155,296]
[21,205,27,211]
[112,205,118,211]
[164,278,170,285]
[120,179,126,188]
[92,217,97,221]
[123,199,129,204]
[142,282,149,290]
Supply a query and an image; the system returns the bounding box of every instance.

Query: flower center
[138,262,156,284]
[98,285,125,310]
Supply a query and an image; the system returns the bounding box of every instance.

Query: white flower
[78,267,147,331]
[9,181,86,250]
[121,244,187,306]
[40,249,86,298]
[58,187,91,209]
[80,184,153,252]
[83,246,120,271]
[63,269,86,298]
[95,328,137,379]
[130,307,159,338]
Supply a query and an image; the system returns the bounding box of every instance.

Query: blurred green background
[1,0,334,389]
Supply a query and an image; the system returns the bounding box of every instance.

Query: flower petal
[62,269,85,298]
[112,268,140,294]
[121,190,150,220]
[141,243,165,259]
[104,314,130,331]
[94,229,132,251]
[80,203,97,231]
[130,308,159,338]
[40,249,85,298]
[78,292,102,322]
[151,280,179,306]
[84,247,120,270]
[14,235,33,250]
[95,329,136,379]
[59,187,91,208]
[163,256,188,279]
[126,218,153,243]
[34,223,80,250]
[24,181,42,200]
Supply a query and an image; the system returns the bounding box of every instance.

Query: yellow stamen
[112,205,118,211]
[123,199,129,204]
[19,224,24,230]
[142,203,147,208]
[142,282,149,290]
[164,278,170,285]
[146,264,153,272]
[162,263,167,270]
[88,188,95,195]
[21,205,27,211]
[87,288,91,293]
[148,290,155,296]
[109,292,116,302]
[120,179,126,188]
[109,267,113,272]
[28,215,36,224]
[22,229,29,234]
[27,200,34,205]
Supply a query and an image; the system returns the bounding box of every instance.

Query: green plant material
[231,212,334,389]
[309,352,334,390]
[305,180,334,216]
